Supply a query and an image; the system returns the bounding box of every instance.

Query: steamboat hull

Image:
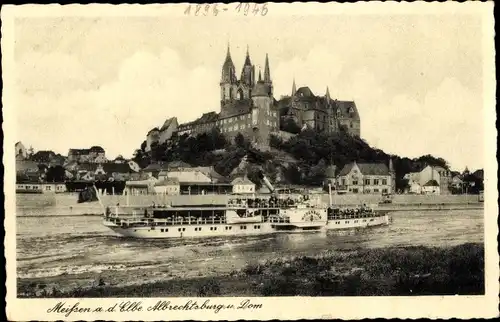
[325,213,390,230]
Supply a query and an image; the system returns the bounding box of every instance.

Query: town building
[337,161,394,194]
[231,176,256,194]
[145,117,179,152]
[422,180,440,195]
[277,82,360,136]
[68,146,106,163]
[404,165,452,195]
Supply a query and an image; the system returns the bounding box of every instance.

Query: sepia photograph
[3,2,498,320]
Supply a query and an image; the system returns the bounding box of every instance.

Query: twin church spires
[220,44,273,106]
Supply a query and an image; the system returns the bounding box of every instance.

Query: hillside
[132,129,452,191]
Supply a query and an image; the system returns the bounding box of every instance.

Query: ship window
[178,228,181,232]
[370,219,374,222]
[166,229,169,232]
[210,227,213,231]
[345,221,349,224]
[214,227,217,231]
[183,228,186,231]
[363,220,366,222]
[161,229,164,232]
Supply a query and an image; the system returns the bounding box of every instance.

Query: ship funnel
[257,170,275,193]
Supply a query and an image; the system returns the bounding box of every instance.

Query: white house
[422,180,440,195]
[407,180,422,194]
[404,165,451,195]
[231,176,255,194]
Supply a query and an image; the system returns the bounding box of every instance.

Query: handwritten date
[184,3,268,17]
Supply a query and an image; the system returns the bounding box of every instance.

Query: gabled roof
[231,176,254,185]
[160,117,178,131]
[338,162,390,176]
[423,179,440,187]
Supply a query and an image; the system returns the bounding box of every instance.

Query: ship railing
[119,217,228,226]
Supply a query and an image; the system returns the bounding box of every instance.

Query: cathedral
[147,45,361,152]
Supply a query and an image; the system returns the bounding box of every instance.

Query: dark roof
[338,162,390,176]
[295,87,315,97]
[472,169,484,180]
[31,150,56,162]
[69,148,90,155]
[424,179,440,187]
[147,127,160,136]
[178,112,218,129]
[89,146,105,152]
[219,100,252,119]
[102,163,132,173]
[335,100,360,120]
[196,112,218,124]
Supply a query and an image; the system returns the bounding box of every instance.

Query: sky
[12,9,488,171]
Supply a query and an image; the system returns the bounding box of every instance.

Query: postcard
[2,2,498,321]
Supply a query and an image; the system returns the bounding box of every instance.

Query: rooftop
[338,162,390,176]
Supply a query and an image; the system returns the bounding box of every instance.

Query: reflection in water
[17,209,483,284]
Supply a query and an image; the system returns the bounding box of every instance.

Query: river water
[16,209,484,291]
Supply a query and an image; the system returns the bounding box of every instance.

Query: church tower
[263,53,273,96]
[220,44,237,107]
[292,78,297,96]
[240,46,255,87]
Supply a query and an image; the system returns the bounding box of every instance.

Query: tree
[46,165,66,182]
[140,141,147,153]
[281,118,302,134]
[235,133,246,148]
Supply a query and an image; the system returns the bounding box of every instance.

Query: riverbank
[18,243,484,297]
[16,193,483,216]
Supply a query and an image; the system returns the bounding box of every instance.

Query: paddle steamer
[97,174,390,239]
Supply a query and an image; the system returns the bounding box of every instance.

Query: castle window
[238,88,244,100]
[374,179,379,185]
[382,179,387,185]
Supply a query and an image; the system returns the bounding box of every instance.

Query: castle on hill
[145,45,361,152]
